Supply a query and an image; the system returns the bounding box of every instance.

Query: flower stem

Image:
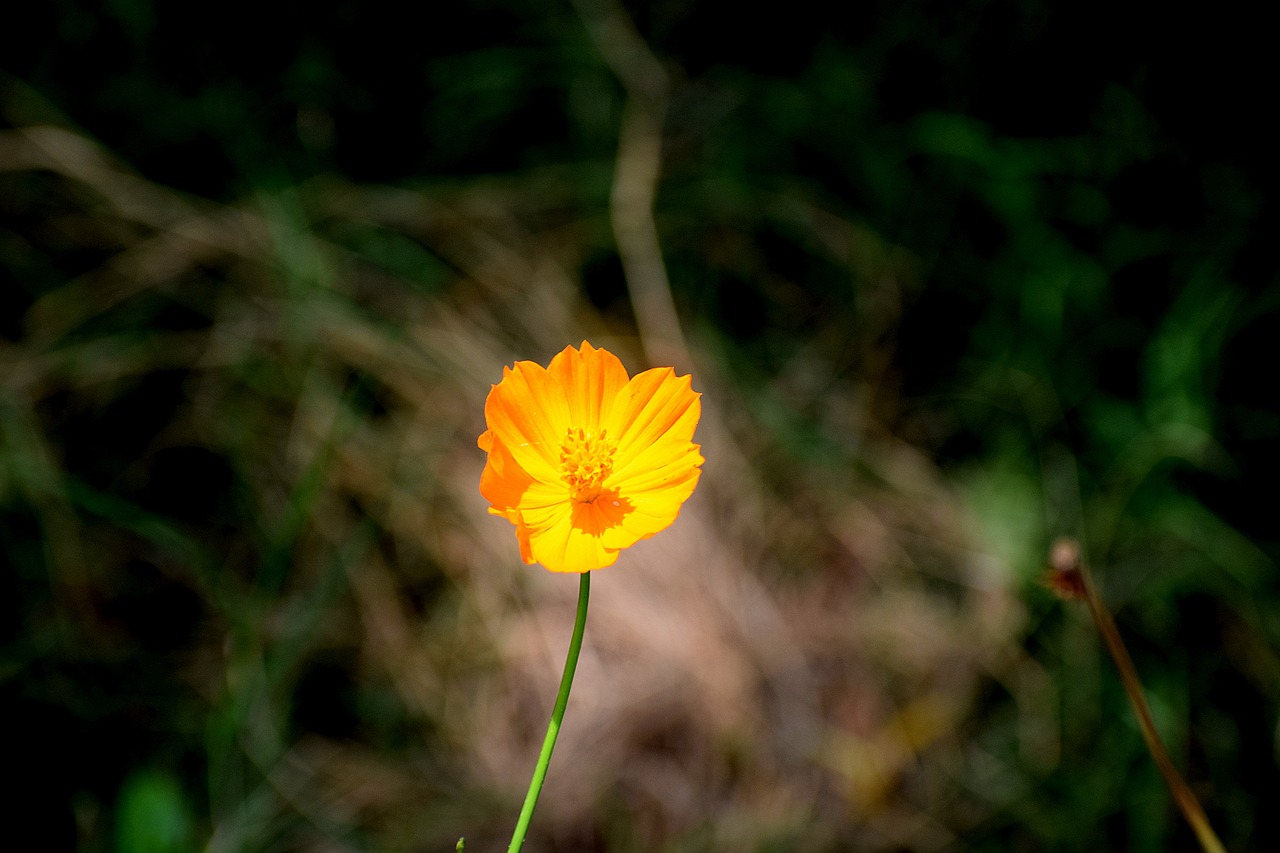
[507,572,591,853]
[1062,551,1227,853]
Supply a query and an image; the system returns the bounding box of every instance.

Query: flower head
[479,341,703,573]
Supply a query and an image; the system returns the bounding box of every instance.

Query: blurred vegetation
[2,1,1277,851]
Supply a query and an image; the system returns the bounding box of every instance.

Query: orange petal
[514,518,536,564]
[479,434,537,514]
[483,361,571,482]
[545,341,630,434]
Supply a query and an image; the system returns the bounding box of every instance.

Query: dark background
[2,1,1277,851]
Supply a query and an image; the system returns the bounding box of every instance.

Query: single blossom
[478,341,703,573]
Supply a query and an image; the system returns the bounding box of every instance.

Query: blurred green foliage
[2,1,1277,851]
[115,770,194,853]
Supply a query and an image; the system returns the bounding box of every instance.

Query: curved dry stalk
[572,0,689,371]
[1046,539,1227,853]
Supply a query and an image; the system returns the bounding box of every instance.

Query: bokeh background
[2,1,1277,851]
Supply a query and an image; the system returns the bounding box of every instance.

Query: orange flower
[479,341,703,573]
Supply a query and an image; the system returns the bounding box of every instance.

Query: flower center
[559,427,617,503]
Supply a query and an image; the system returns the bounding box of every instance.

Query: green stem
[507,572,591,853]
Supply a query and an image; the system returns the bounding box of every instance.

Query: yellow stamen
[559,427,617,502]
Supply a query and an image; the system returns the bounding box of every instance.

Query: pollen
[559,427,617,502]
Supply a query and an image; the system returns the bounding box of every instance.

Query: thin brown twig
[1046,539,1227,853]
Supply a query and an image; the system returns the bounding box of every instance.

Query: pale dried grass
[0,123,1031,852]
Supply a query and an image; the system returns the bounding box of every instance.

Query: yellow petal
[480,435,568,530]
[605,368,701,479]
[610,444,704,496]
[600,461,702,550]
[479,342,704,573]
[523,501,623,573]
